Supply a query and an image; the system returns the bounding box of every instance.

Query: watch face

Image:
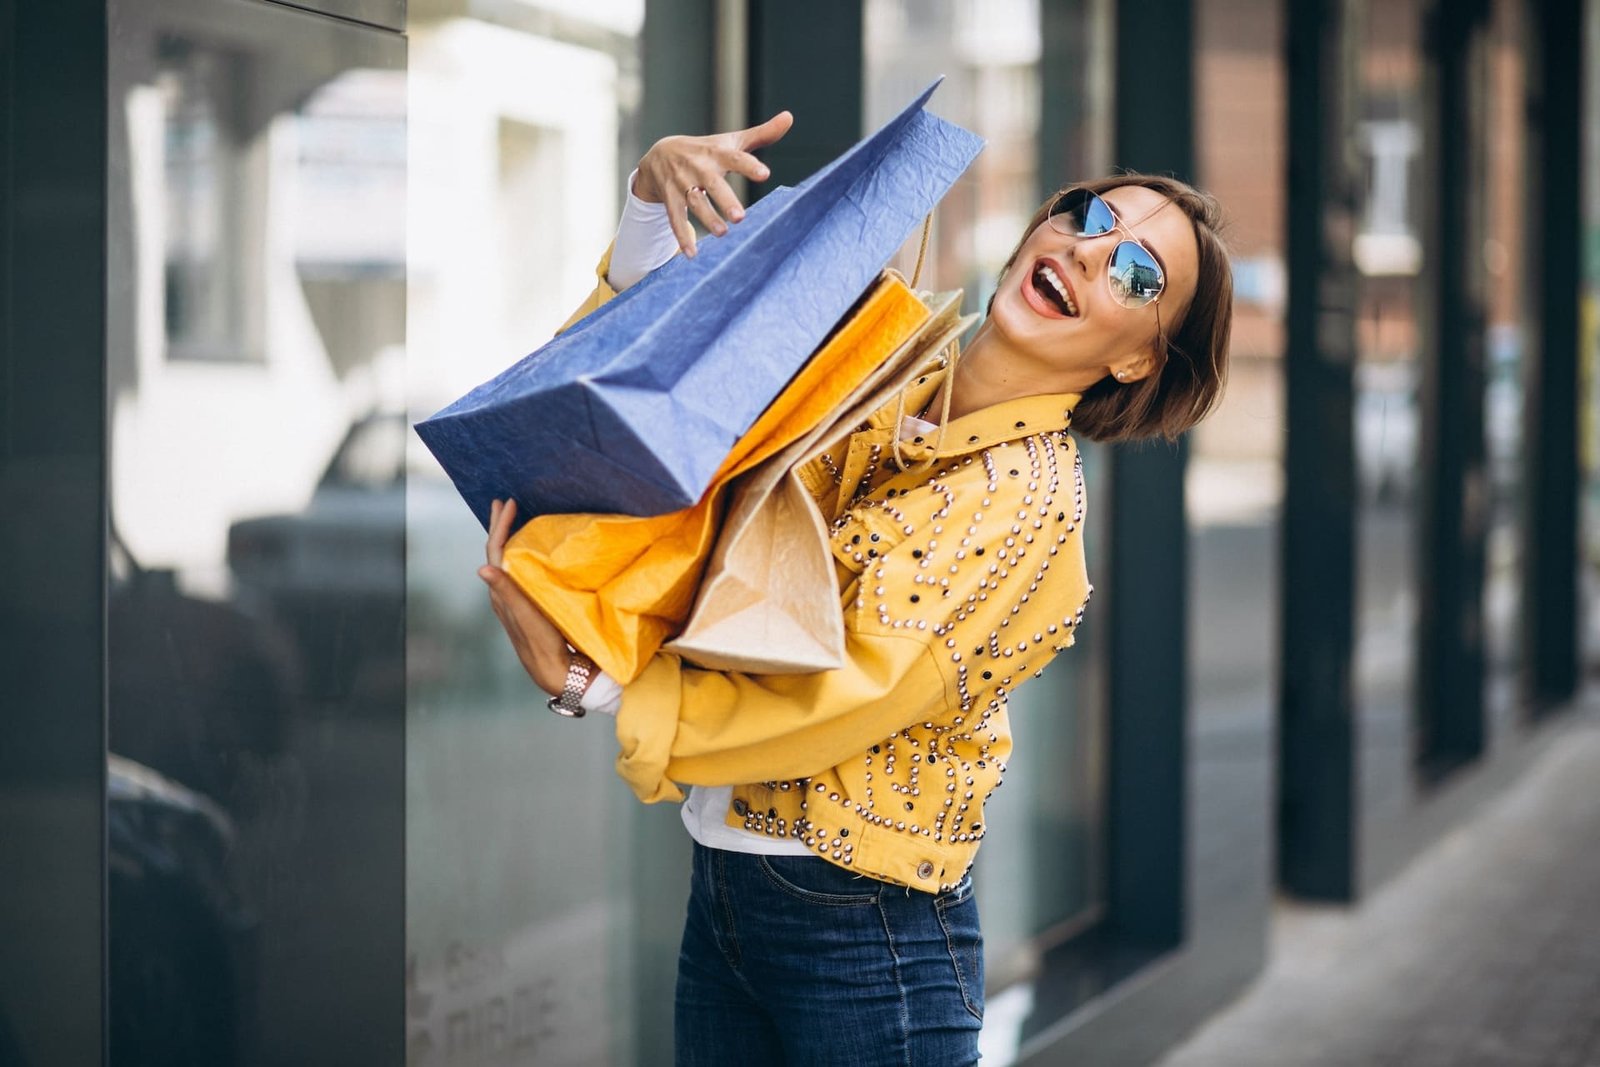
[547,693,585,718]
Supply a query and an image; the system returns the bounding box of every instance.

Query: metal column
[0,0,110,1060]
[1104,0,1194,947]
[1416,0,1491,772]
[744,0,863,194]
[1278,0,1361,901]
[1523,0,1584,712]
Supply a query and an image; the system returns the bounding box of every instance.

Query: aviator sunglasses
[1045,188,1167,310]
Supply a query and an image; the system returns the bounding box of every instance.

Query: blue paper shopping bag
[415,79,984,527]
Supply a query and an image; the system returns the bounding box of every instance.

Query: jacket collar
[865,363,1082,460]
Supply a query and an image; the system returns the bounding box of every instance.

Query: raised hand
[632,110,795,257]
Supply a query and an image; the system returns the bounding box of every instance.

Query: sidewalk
[1157,697,1600,1067]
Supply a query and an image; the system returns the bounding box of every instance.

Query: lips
[1023,257,1078,318]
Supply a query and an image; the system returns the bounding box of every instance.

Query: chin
[991,280,1102,383]
[992,277,1059,348]
[988,278,1032,335]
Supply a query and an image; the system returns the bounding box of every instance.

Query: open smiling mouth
[1030,261,1079,317]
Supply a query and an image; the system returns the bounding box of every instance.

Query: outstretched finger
[736,110,793,152]
[702,173,746,226]
[721,147,771,186]
[663,186,698,257]
[685,185,729,237]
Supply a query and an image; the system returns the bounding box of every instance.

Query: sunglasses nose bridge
[1049,192,1167,311]
[1046,231,1119,307]
[1069,229,1118,285]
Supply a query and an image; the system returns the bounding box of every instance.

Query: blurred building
[2,0,1595,1064]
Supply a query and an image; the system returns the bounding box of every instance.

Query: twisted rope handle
[891,213,954,473]
[910,213,933,289]
[891,343,960,473]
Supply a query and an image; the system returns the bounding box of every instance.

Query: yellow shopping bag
[500,272,932,684]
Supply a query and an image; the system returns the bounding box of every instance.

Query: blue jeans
[675,843,984,1066]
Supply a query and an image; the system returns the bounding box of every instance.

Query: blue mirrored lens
[1081,194,1116,236]
[1108,241,1164,306]
[1048,189,1116,236]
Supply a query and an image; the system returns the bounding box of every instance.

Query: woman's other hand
[632,110,794,258]
[479,498,569,696]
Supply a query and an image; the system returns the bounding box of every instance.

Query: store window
[107,3,407,1062]
[1351,0,1428,800]
[156,39,261,363]
[1480,0,1532,734]
[1584,0,1600,672]
[1188,0,1285,953]
[404,5,656,1063]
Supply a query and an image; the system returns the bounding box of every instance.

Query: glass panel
[403,8,653,1064]
[864,0,1045,317]
[1584,0,1600,672]
[270,0,407,34]
[1188,0,1284,922]
[1481,0,1531,736]
[106,2,406,1063]
[1351,0,1427,816]
[863,0,1109,1018]
[157,41,259,363]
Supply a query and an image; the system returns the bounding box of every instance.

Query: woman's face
[986,184,1201,390]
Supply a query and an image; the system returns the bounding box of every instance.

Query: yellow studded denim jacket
[571,253,1094,894]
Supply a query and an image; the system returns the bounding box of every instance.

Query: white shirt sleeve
[580,671,623,716]
[606,168,681,291]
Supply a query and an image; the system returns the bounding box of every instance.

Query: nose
[1066,232,1112,285]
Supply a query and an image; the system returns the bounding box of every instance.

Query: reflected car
[109,530,296,803]
[227,414,407,704]
[226,412,498,700]
[108,754,256,1066]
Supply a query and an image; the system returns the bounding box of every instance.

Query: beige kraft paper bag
[664,288,976,673]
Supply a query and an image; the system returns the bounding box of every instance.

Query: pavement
[1156,697,1600,1067]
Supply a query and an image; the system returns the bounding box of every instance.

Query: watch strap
[546,650,595,718]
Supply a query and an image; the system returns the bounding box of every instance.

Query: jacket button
[916,860,935,880]
[732,798,750,817]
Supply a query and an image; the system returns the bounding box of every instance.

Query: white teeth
[1039,265,1077,316]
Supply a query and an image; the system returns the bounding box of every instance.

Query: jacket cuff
[612,654,686,803]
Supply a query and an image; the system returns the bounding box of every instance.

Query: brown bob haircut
[991,172,1233,444]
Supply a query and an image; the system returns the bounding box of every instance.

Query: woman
[478,111,1232,1065]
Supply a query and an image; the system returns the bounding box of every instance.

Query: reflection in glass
[159,40,255,363]
[1586,2,1600,674]
[108,755,254,1064]
[1187,0,1283,983]
[108,2,406,1062]
[405,8,648,1064]
[864,0,1045,317]
[1351,0,1426,811]
[1480,0,1530,736]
